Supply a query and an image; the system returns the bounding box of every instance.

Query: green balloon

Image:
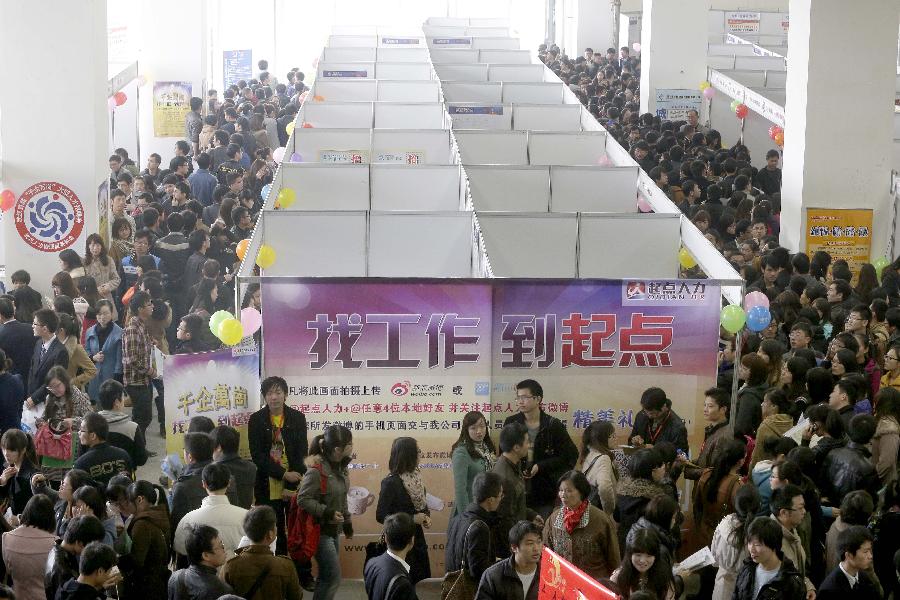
[209,310,233,335]
[874,256,890,275]
[720,304,746,334]
[730,99,741,111]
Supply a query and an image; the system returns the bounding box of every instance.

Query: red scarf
[563,500,589,534]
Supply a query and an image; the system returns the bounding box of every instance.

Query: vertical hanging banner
[152,81,192,137]
[806,208,873,281]
[539,548,618,599]
[261,278,720,577]
[223,49,252,89]
[163,349,261,458]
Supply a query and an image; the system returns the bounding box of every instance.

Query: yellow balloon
[277,188,297,209]
[699,81,711,90]
[679,248,697,269]
[218,318,244,346]
[285,121,295,135]
[256,245,276,269]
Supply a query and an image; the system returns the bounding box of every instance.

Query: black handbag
[365,532,387,567]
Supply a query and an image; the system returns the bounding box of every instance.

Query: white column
[0,0,108,295]
[638,0,710,116]
[780,0,898,253]
[576,1,618,58]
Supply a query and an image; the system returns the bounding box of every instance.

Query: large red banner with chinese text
[539,548,619,600]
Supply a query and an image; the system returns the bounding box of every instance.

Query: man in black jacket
[171,432,239,533]
[503,379,578,518]
[247,375,310,587]
[732,517,805,600]
[97,380,149,468]
[476,520,542,600]
[154,212,192,323]
[0,297,34,379]
[628,387,689,452]
[9,269,43,324]
[818,526,878,600]
[25,308,69,408]
[446,472,501,584]
[364,512,419,600]
[74,412,133,486]
[820,414,880,503]
[212,424,257,509]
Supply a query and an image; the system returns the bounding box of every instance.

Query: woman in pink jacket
[2,495,57,600]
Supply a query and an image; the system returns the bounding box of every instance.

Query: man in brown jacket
[222,505,302,600]
[683,387,733,480]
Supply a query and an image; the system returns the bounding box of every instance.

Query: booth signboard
[163,349,261,459]
[374,151,424,164]
[322,70,369,78]
[261,278,720,576]
[781,14,790,33]
[223,49,252,89]
[432,37,472,45]
[152,81,192,137]
[806,208,873,281]
[319,149,369,163]
[654,89,701,121]
[726,11,761,33]
[539,549,618,600]
[382,37,420,45]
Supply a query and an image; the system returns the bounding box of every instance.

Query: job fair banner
[163,349,261,459]
[261,278,720,576]
[152,81,192,137]
[806,208,873,282]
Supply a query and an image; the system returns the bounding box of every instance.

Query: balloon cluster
[234,240,278,269]
[0,189,15,212]
[699,81,715,99]
[208,307,262,346]
[768,125,785,147]
[874,256,891,277]
[274,188,297,209]
[719,292,772,333]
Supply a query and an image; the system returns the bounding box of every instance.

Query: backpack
[286,463,326,562]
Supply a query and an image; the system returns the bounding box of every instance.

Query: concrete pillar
[780,0,898,253]
[576,1,618,58]
[638,0,711,116]
[0,0,108,296]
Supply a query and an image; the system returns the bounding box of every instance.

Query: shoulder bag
[441,520,481,600]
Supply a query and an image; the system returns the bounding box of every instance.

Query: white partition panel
[322,47,377,62]
[734,56,785,71]
[478,214,577,277]
[425,18,467,27]
[372,129,453,165]
[478,50,532,64]
[328,35,378,47]
[279,164,370,211]
[549,166,640,213]
[368,212,473,277]
[375,63,433,80]
[708,55,736,70]
[465,27,510,37]
[447,104,512,130]
[442,82,503,103]
[765,71,787,88]
[435,64,489,81]
[424,27,469,38]
[502,82,564,104]
[719,69,766,87]
[429,49,480,64]
[377,35,424,47]
[263,211,368,276]
[376,47,429,62]
[469,18,509,27]
[465,166,550,211]
[513,105,582,131]
[312,80,377,102]
[426,36,474,49]
[472,37,520,50]
[375,103,447,129]
[708,43,758,56]
[377,80,441,102]
[317,62,375,79]
[292,129,372,162]
[578,215,681,278]
[301,102,373,129]
[453,130,528,164]
[528,132,607,165]
[488,64,545,82]
[371,165,461,211]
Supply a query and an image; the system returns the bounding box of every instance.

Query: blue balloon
[261,184,272,199]
[746,305,772,332]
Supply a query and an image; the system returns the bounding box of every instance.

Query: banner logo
[391,381,410,396]
[15,181,84,252]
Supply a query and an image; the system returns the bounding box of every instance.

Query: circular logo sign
[15,181,84,252]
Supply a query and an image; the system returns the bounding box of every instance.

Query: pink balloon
[637,197,652,212]
[632,43,641,52]
[272,147,286,163]
[240,307,262,336]
[743,291,770,311]
[703,87,715,99]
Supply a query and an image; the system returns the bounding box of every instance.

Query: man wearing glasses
[122,291,158,437]
[24,308,69,410]
[771,484,816,599]
[502,379,578,519]
[882,345,900,392]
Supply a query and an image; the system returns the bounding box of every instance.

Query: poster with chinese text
[223,49,252,89]
[806,208,873,283]
[152,81,192,137]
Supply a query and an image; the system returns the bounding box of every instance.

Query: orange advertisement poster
[806,208,873,281]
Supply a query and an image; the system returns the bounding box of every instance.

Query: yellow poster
[152,81,192,137]
[806,208,873,279]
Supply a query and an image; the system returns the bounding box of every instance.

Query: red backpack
[286,463,326,562]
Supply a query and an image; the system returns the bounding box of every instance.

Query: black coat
[733,383,767,439]
[445,503,497,583]
[476,556,539,600]
[820,442,880,503]
[248,405,307,503]
[27,338,69,403]
[627,409,689,451]
[215,452,258,509]
[503,411,578,508]
[170,459,240,530]
[817,565,878,600]
[0,458,36,515]
[363,552,419,600]
[0,319,35,378]
[732,557,806,600]
[73,442,133,487]
[376,474,431,584]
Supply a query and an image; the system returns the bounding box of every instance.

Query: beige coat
[580,449,617,514]
[872,416,900,486]
[710,514,747,600]
[750,413,794,469]
[83,257,121,300]
[772,516,815,596]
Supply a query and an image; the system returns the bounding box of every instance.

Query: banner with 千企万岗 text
[539,548,618,600]
[163,349,260,459]
[806,208,873,282]
[260,278,720,577]
[152,81,192,137]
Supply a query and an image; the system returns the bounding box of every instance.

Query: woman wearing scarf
[375,437,432,584]
[449,411,497,519]
[543,470,620,581]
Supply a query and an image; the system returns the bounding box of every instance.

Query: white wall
[621,0,788,11]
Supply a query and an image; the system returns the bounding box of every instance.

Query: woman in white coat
[710,484,760,600]
[578,420,618,515]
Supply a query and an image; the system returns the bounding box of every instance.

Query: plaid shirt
[122,316,153,386]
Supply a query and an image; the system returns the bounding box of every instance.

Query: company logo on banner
[539,548,618,600]
[15,181,84,252]
[623,280,711,305]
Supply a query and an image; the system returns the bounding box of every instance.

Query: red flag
[538,548,619,600]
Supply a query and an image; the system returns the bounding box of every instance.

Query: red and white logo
[390,381,410,397]
[15,181,84,252]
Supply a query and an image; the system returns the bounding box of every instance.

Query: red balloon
[114,91,127,106]
[0,189,15,212]
[735,104,749,119]
[768,125,783,140]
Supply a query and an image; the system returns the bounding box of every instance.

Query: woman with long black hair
[579,420,618,515]
[450,410,496,519]
[711,485,761,600]
[118,480,171,600]
[611,528,676,599]
[691,439,746,550]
